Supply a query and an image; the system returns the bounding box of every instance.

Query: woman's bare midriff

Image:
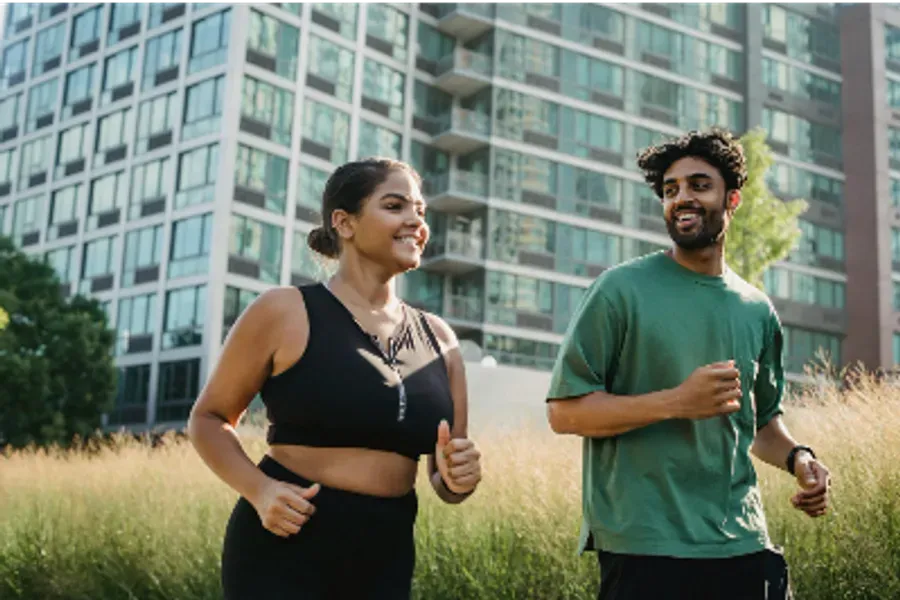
[267,444,420,498]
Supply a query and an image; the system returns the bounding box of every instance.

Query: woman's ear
[331,209,354,241]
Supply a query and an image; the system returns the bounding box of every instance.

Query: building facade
[0,3,889,428]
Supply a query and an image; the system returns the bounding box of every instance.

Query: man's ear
[728,190,741,210]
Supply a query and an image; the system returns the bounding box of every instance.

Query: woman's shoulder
[412,308,459,355]
[240,286,309,333]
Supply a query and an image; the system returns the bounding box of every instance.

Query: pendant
[397,379,407,422]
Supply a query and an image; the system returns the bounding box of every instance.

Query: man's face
[661,156,738,251]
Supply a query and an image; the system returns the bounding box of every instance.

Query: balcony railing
[435,3,495,20]
[436,108,491,137]
[427,170,489,199]
[446,294,484,322]
[426,229,484,260]
[436,48,492,78]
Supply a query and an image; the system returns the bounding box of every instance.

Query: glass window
[26,78,58,133]
[248,9,300,80]
[143,30,182,90]
[306,34,354,102]
[116,293,157,356]
[149,3,185,29]
[366,4,408,61]
[5,3,37,36]
[95,108,134,160]
[156,358,202,422]
[70,6,102,59]
[358,121,401,160]
[888,25,900,63]
[189,10,231,74]
[228,214,284,283]
[175,143,218,209]
[108,3,142,45]
[48,183,83,232]
[311,3,357,40]
[80,235,116,282]
[12,194,43,241]
[56,122,89,171]
[136,91,176,154]
[0,93,21,133]
[0,148,15,191]
[302,100,350,164]
[296,164,329,211]
[183,75,224,140]
[130,157,172,218]
[235,144,289,214]
[18,135,52,189]
[63,62,96,117]
[102,46,138,103]
[122,225,164,287]
[33,22,65,76]
[163,285,206,349]
[362,58,405,122]
[46,245,76,283]
[169,213,213,278]
[241,76,294,146]
[39,3,67,22]
[88,170,125,227]
[416,22,454,64]
[1,39,28,90]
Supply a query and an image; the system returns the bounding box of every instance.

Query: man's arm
[547,389,677,438]
[750,311,830,518]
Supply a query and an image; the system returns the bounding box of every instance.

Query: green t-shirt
[547,251,785,559]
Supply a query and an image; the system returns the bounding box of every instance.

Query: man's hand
[790,453,831,518]
[670,360,743,420]
[435,419,481,495]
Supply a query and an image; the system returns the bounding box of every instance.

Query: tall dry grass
[1,370,899,599]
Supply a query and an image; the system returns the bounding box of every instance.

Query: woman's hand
[250,477,321,538]
[435,420,481,495]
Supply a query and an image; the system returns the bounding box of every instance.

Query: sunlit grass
[1,369,899,599]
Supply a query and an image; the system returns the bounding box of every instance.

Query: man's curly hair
[636,128,747,199]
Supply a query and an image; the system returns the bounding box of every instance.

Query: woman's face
[338,169,430,273]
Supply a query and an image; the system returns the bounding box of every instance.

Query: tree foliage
[726,128,809,289]
[0,236,117,449]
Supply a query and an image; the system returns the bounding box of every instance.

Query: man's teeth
[396,236,418,245]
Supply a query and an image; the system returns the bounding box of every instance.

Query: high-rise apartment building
[0,3,890,428]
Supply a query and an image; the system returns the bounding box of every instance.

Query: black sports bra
[259,284,455,461]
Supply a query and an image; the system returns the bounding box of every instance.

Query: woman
[188,158,483,599]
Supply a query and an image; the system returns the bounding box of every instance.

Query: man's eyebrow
[663,173,714,184]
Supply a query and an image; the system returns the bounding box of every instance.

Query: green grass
[1,372,899,599]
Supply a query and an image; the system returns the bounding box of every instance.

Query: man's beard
[665,201,727,251]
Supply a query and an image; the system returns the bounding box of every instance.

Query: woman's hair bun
[307,227,339,258]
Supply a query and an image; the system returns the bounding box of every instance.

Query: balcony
[436,3,495,41]
[432,108,490,154]
[421,230,485,275]
[445,294,484,323]
[435,48,492,96]
[424,170,488,212]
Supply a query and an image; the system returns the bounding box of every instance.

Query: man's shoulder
[724,270,779,317]
[593,251,666,292]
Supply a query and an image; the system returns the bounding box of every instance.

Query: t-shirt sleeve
[546,281,623,402]
[754,310,785,430]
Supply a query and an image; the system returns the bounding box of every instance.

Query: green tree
[726,128,809,289]
[0,236,117,449]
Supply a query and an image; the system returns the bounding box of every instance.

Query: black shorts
[596,547,793,600]
[221,456,418,600]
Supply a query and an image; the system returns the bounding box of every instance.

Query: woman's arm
[424,314,481,505]
[187,287,319,536]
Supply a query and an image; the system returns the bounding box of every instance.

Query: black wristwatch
[786,445,816,475]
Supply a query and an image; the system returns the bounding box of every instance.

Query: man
[546,128,831,600]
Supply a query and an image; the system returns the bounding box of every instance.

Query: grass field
[1,370,899,599]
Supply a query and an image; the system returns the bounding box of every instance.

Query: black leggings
[221,456,418,600]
